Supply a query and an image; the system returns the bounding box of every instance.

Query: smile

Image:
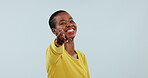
[67,29,74,32]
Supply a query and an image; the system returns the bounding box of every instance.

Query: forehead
[54,12,72,21]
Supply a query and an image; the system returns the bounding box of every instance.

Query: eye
[70,20,74,23]
[60,22,66,25]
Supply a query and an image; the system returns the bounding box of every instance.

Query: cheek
[55,21,64,29]
[56,25,65,29]
[55,25,67,33]
[74,25,77,30]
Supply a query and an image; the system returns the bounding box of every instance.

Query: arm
[83,55,90,78]
[47,30,67,63]
[46,39,64,63]
[46,31,67,72]
[46,39,64,73]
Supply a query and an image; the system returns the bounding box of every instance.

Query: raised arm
[46,30,68,72]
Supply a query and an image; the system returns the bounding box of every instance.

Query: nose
[66,23,72,28]
[66,25,71,28]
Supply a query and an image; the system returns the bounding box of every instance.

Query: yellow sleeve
[46,40,64,72]
[83,55,90,78]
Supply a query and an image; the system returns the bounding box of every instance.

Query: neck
[64,39,75,56]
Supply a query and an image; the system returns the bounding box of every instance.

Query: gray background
[0,0,148,78]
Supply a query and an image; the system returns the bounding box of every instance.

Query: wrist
[54,39,62,47]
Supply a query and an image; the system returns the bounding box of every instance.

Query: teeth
[67,29,74,32]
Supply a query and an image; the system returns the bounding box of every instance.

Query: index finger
[58,29,65,34]
[57,30,67,40]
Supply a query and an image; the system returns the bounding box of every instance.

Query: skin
[52,12,77,58]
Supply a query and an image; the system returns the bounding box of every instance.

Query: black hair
[48,10,67,29]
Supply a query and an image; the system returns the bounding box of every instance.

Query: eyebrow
[59,17,73,22]
[60,19,65,22]
[69,17,73,19]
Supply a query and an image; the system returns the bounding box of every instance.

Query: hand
[55,30,67,47]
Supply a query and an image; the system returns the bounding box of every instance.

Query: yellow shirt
[46,40,90,78]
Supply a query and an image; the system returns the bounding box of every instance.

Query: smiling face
[52,12,77,39]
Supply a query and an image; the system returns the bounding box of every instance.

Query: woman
[46,10,90,78]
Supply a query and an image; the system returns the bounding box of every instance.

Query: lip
[66,28,75,34]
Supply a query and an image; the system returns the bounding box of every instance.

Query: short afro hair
[48,10,67,29]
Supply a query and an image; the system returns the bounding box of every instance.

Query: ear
[52,28,58,35]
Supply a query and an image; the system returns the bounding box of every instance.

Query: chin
[67,34,76,39]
